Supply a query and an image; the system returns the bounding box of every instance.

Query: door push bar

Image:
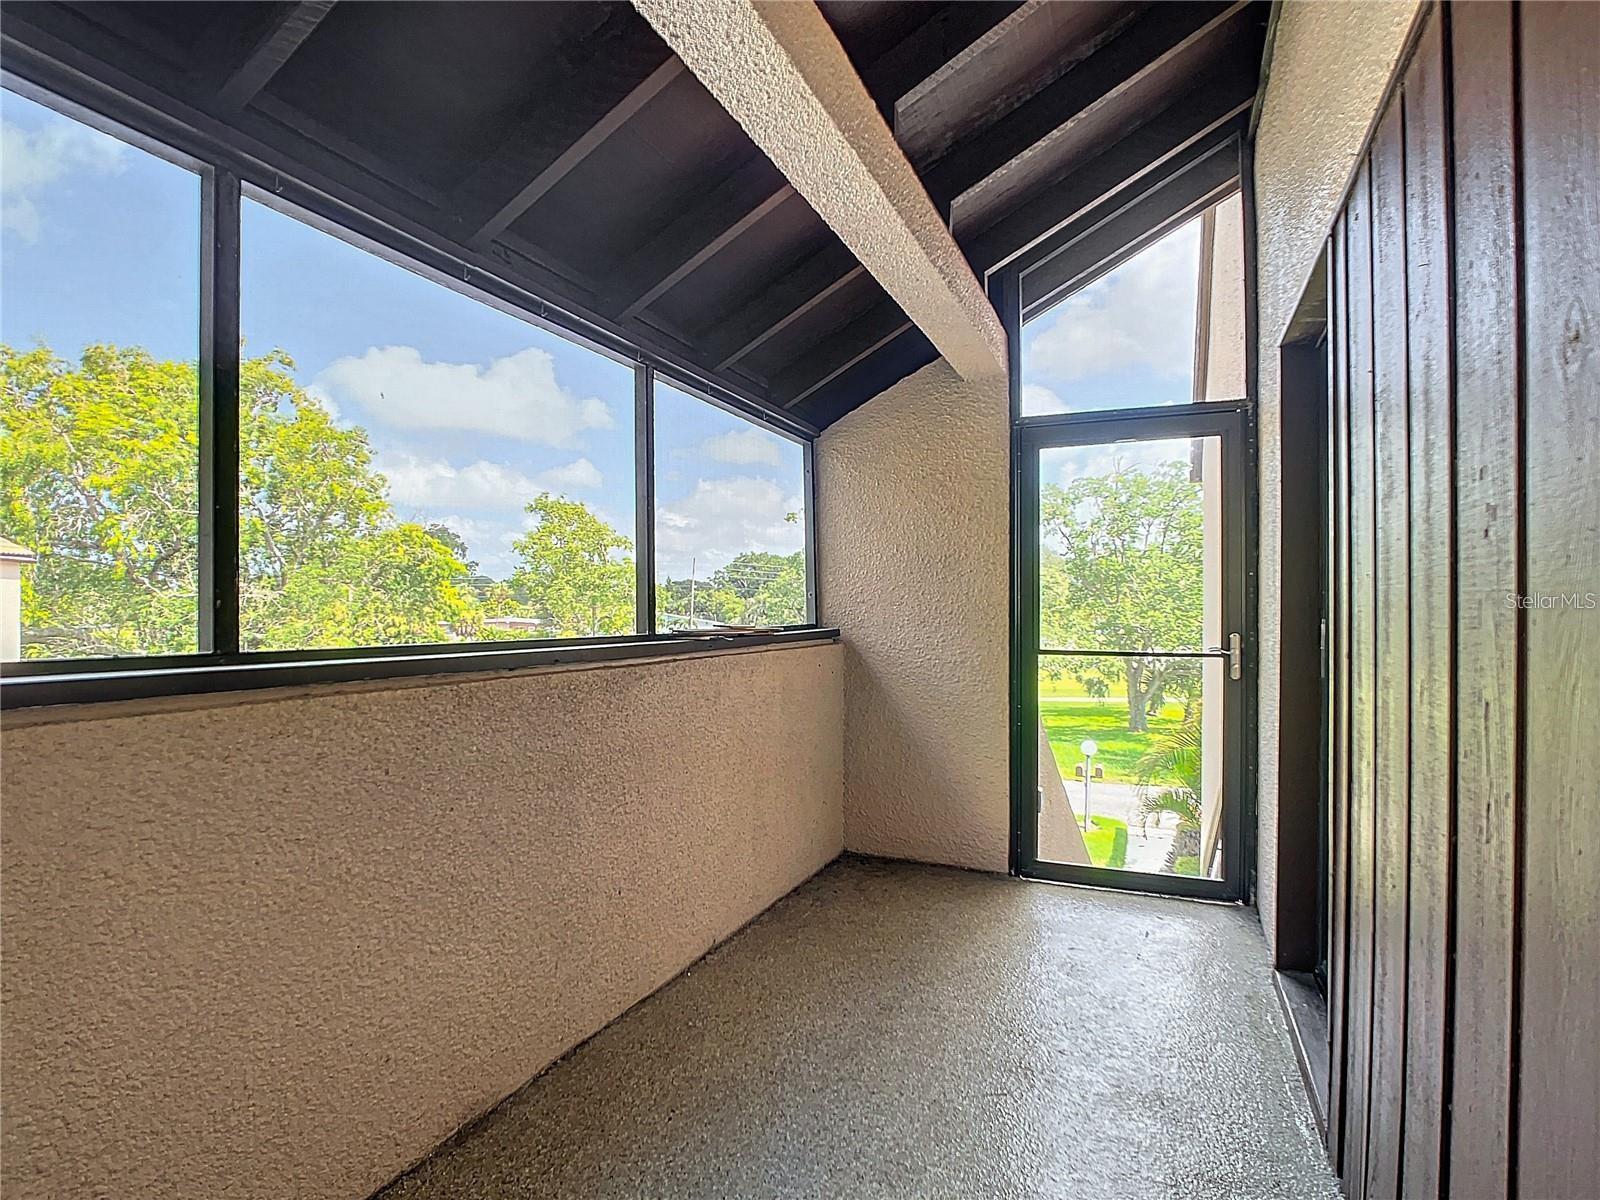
[1038,635,1242,679]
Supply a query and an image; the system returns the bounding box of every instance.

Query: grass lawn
[1037,674,1093,699]
[1039,698,1186,783]
[1081,816,1128,869]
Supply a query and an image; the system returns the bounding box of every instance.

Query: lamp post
[1079,738,1098,830]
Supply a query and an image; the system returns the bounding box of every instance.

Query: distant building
[0,536,38,662]
[482,615,548,633]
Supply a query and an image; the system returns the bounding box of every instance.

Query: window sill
[0,627,840,712]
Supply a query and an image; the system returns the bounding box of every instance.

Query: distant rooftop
[0,536,38,563]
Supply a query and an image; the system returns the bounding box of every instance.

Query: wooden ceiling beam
[962,69,1255,276]
[853,2,1024,120]
[778,297,914,409]
[1021,143,1240,320]
[797,324,939,428]
[615,2,1028,324]
[790,80,1250,427]
[441,12,681,245]
[461,56,684,245]
[922,1,1249,217]
[894,0,1138,166]
[706,244,867,370]
[613,158,792,320]
[215,1,337,114]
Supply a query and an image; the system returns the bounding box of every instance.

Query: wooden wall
[1321,4,1598,1196]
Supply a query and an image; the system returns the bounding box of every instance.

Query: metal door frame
[1010,401,1251,901]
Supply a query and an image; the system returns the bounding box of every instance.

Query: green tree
[1039,460,1204,732]
[425,523,476,574]
[656,549,806,628]
[3,343,671,657]
[236,349,475,650]
[2,343,476,656]
[510,492,634,637]
[720,550,805,625]
[1134,715,1204,870]
[657,575,741,626]
[1,344,200,656]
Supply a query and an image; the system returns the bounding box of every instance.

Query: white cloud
[536,456,603,491]
[422,514,523,578]
[656,476,803,579]
[429,514,500,545]
[377,454,602,512]
[303,383,341,424]
[380,455,540,511]
[1,117,127,242]
[1021,382,1063,416]
[699,427,787,468]
[313,346,614,446]
[1026,219,1202,384]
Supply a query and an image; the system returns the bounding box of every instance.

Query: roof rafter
[853,2,1024,120]
[459,56,684,245]
[1020,142,1240,320]
[778,297,914,409]
[613,158,793,320]
[706,244,867,370]
[619,4,1021,330]
[922,1,1249,216]
[963,70,1255,276]
[215,1,336,113]
[799,325,938,429]
[893,0,1139,166]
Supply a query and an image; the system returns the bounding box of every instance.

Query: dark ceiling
[0,0,1267,431]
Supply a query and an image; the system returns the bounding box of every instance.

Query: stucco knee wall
[817,359,1010,872]
[0,642,843,1200]
[1252,0,1421,948]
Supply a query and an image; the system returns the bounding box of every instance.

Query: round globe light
[1080,739,1098,757]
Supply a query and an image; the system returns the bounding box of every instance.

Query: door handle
[1206,632,1242,680]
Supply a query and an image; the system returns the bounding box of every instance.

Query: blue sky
[1021,216,1202,417]
[2,88,805,582]
[1021,215,1210,531]
[1,90,198,363]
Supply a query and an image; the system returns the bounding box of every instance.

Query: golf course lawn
[1039,695,1186,783]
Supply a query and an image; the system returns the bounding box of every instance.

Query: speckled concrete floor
[377,858,1338,1200]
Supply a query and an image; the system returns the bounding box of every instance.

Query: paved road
[1050,777,1180,872]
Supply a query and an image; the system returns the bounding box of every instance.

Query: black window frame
[0,75,826,710]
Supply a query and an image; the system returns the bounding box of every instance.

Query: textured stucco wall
[817,359,1009,871]
[0,642,842,1200]
[1252,0,1420,946]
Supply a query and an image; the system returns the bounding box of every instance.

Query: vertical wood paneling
[1366,96,1411,1200]
[1399,13,1454,1197]
[1327,215,1353,1176]
[1317,5,1599,1195]
[1515,3,1600,1195]
[1446,3,1521,1194]
[1341,164,1378,1200]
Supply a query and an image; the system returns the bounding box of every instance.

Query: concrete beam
[631,0,1007,382]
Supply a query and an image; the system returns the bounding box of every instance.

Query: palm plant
[1134,716,1203,869]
